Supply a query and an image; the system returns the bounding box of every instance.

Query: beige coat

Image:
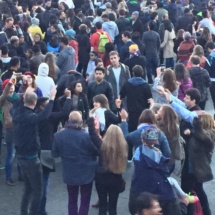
[161,30,176,58]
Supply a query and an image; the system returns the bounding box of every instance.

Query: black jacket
[76,32,91,65]
[120,77,152,114]
[189,117,215,183]
[176,14,193,32]
[73,16,82,34]
[13,100,54,157]
[131,19,144,36]
[37,98,72,151]
[57,94,89,121]
[188,67,211,101]
[124,56,146,78]
[87,80,114,109]
[116,17,130,37]
[57,71,87,98]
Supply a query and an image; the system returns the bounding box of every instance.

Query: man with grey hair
[131,11,143,36]
[13,87,56,215]
[177,31,195,64]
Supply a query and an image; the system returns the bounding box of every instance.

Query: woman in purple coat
[174,63,192,101]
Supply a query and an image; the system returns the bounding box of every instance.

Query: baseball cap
[141,127,159,146]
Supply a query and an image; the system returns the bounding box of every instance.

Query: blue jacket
[131,145,175,201]
[119,122,171,158]
[52,127,99,185]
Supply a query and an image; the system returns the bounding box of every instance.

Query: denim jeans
[165,57,174,69]
[67,182,93,215]
[39,167,50,215]
[146,58,159,84]
[95,172,122,215]
[5,128,15,180]
[18,157,43,215]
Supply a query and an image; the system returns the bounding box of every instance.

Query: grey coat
[57,47,75,77]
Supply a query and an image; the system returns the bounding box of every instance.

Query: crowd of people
[0,0,215,215]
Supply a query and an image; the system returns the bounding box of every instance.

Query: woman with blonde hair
[44,53,60,83]
[186,44,207,68]
[88,116,128,215]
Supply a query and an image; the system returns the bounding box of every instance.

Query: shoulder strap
[0,70,8,79]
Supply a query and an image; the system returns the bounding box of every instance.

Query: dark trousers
[146,58,159,84]
[67,182,93,215]
[18,157,43,215]
[39,167,50,215]
[77,62,88,78]
[127,112,141,160]
[95,172,122,215]
[165,57,174,69]
[210,82,215,110]
[5,128,15,180]
[181,173,211,215]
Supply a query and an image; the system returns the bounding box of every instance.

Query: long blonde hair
[191,45,205,58]
[101,125,128,174]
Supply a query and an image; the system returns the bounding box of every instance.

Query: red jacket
[69,40,79,65]
[90,29,112,54]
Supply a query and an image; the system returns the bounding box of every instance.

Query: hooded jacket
[35,63,55,98]
[188,66,211,101]
[102,21,119,42]
[120,77,152,114]
[57,46,75,77]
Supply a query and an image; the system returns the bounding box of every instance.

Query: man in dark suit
[120,31,134,63]
[131,11,144,36]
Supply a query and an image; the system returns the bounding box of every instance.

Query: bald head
[24,92,38,107]
[68,111,83,129]
[69,111,82,121]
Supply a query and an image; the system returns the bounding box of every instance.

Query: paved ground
[0,92,215,215]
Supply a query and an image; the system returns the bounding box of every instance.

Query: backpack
[97,32,109,53]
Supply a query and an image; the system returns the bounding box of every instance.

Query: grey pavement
[0,92,215,215]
